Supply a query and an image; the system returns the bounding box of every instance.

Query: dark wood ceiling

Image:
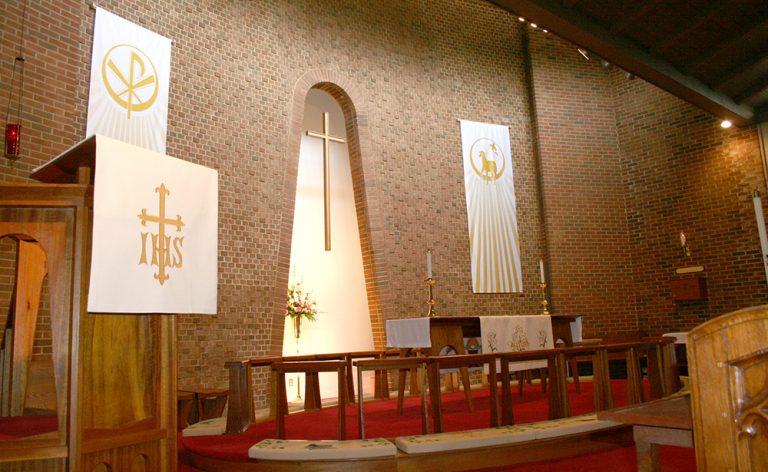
[489,0,768,126]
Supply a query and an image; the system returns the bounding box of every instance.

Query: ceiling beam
[489,0,755,125]
[710,55,768,90]
[689,17,768,73]
[651,0,728,54]
[610,0,663,34]
[733,76,768,104]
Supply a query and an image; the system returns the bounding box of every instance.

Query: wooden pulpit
[0,136,176,471]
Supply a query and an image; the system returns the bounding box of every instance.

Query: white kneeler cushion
[395,413,622,454]
[181,417,226,437]
[248,438,397,461]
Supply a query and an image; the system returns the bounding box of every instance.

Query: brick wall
[612,73,766,334]
[527,31,637,338]
[1,0,765,405]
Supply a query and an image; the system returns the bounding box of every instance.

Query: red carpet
[0,415,58,440]
[181,380,696,470]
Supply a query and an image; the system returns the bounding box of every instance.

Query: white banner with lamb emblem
[460,120,523,293]
[86,7,172,153]
[87,135,217,314]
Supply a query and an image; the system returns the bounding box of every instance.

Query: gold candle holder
[425,277,437,317]
[539,282,550,315]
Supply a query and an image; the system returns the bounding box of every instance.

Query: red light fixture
[5,1,28,165]
[5,124,21,160]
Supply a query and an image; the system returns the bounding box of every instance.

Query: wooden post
[224,362,253,434]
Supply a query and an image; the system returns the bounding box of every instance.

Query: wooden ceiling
[489,0,768,126]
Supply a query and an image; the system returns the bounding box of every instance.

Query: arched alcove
[271,70,390,362]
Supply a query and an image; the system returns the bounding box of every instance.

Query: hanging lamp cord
[5,0,28,127]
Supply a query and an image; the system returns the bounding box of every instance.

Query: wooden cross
[306,111,346,251]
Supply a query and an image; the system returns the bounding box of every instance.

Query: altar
[386,315,557,372]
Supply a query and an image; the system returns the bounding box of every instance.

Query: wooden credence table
[597,395,693,472]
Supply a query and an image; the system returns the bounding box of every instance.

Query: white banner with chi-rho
[87,135,218,314]
[460,120,523,293]
[86,7,172,153]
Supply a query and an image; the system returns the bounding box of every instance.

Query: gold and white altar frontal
[460,120,523,293]
[86,135,218,314]
[86,7,172,153]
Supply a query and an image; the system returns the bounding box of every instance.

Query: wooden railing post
[224,361,254,434]
[547,351,570,419]
[592,348,613,411]
[500,356,514,426]
[625,347,644,404]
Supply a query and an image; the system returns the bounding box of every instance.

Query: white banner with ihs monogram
[87,135,217,314]
[86,7,172,153]
[460,120,523,293]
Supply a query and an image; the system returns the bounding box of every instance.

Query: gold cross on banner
[306,111,346,251]
[138,183,185,284]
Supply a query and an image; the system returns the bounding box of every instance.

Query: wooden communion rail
[191,337,680,472]
[225,337,679,437]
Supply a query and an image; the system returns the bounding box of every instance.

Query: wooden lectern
[0,136,176,471]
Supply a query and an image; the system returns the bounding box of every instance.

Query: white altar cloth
[479,316,553,371]
[385,317,432,348]
[386,315,554,372]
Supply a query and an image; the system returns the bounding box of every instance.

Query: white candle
[539,259,545,283]
[753,191,768,282]
[426,250,433,279]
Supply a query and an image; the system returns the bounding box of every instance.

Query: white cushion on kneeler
[395,413,622,454]
[181,416,226,437]
[248,438,397,461]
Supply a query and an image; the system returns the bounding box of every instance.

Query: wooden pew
[687,305,768,471]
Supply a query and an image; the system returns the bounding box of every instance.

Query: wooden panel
[0,182,176,472]
[0,207,75,455]
[81,438,163,472]
[687,305,768,471]
[670,277,707,301]
[0,457,67,472]
[82,315,155,429]
[9,241,47,416]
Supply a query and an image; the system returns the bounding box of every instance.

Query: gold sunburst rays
[87,88,167,152]
[465,166,522,293]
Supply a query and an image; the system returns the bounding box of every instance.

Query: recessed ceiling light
[530,23,538,28]
[720,120,733,129]
[518,16,525,22]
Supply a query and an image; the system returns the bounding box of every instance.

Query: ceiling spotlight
[518,16,525,22]
[530,23,538,28]
[542,29,548,33]
[577,48,590,60]
[720,120,733,129]
[601,60,612,69]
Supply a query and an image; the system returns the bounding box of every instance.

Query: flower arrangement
[285,283,318,321]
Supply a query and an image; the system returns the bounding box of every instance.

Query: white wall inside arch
[282,88,374,401]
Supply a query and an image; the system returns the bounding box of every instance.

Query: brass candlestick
[425,277,437,317]
[539,282,550,315]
